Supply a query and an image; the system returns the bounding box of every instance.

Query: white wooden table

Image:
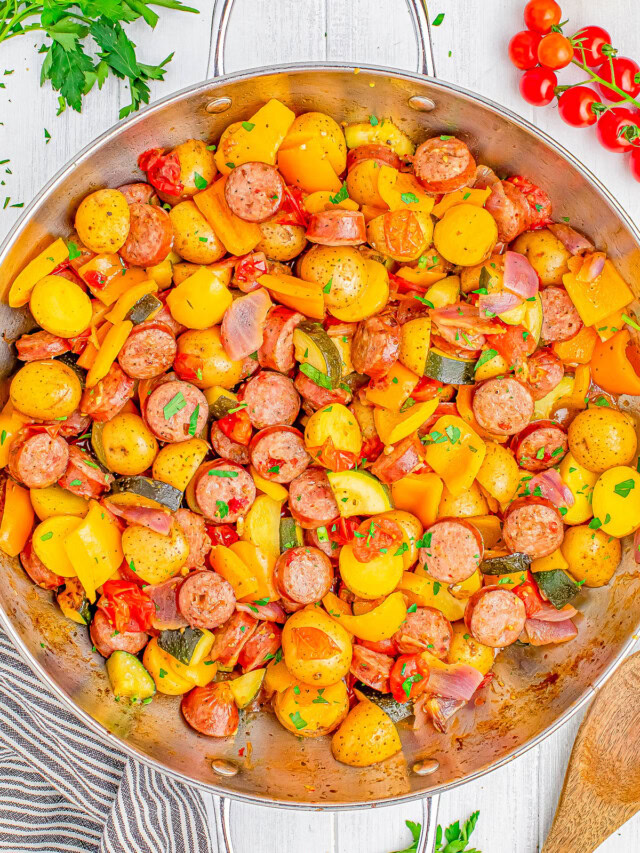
[2,0,640,849]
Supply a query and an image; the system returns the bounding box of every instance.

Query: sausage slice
[178,570,236,629]
[464,586,526,648]
[472,377,534,436]
[419,518,483,584]
[224,162,285,223]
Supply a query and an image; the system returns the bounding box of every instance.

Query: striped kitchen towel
[0,629,214,853]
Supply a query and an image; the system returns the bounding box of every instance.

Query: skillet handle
[210,793,440,852]
[211,0,437,78]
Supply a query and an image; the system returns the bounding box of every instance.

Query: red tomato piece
[389,654,430,703]
[557,86,600,127]
[218,409,253,445]
[138,148,184,197]
[351,517,404,563]
[383,210,424,258]
[327,516,361,547]
[486,322,537,368]
[207,523,239,547]
[309,436,357,472]
[97,580,155,633]
[513,570,545,618]
[508,30,542,70]
[277,186,310,228]
[537,32,574,70]
[292,626,340,661]
[596,56,640,103]
[519,66,558,106]
[571,26,612,67]
[173,352,204,382]
[596,107,640,153]
[235,252,268,283]
[523,0,561,34]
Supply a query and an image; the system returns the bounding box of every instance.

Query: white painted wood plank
[326,0,416,72]
[226,799,335,853]
[336,800,424,853]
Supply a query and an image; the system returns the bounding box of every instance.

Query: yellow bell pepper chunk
[395,265,447,288]
[390,472,443,528]
[143,639,194,695]
[249,465,289,502]
[228,541,278,601]
[85,321,132,388]
[214,99,295,175]
[194,178,262,256]
[0,481,34,557]
[105,280,158,325]
[424,415,486,496]
[562,258,633,327]
[531,548,570,573]
[303,191,359,214]
[373,398,439,446]
[377,165,435,214]
[278,138,342,193]
[166,266,232,329]
[264,659,298,694]
[64,500,123,602]
[33,516,79,577]
[432,187,491,218]
[594,308,626,342]
[8,238,69,307]
[398,570,467,621]
[0,401,29,468]
[79,258,148,306]
[365,362,419,411]
[210,545,260,601]
[145,257,173,290]
[258,273,325,320]
[322,591,407,642]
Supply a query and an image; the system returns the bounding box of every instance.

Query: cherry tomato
[571,25,612,67]
[207,523,239,547]
[173,352,204,382]
[98,580,155,633]
[383,210,425,257]
[389,654,430,704]
[537,32,574,70]
[558,86,600,127]
[138,148,183,197]
[630,148,640,182]
[310,436,357,472]
[513,571,545,618]
[596,107,640,153]
[351,517,404,563]
[519,66,558,106]
[523,0,561,34]
[596,56,640,103]
[508,30,542,70]
[218,409,253,445]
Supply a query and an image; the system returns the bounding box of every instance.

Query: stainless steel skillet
[1,1,640,850]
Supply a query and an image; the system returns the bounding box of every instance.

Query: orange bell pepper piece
[552,325,598,364]
[0,481,34,557]
[591,329,640,396]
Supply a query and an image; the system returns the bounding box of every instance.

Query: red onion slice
[548,223,594,256]
[478,291,522,316]
[503,250,539,298]
[527,468,575,508]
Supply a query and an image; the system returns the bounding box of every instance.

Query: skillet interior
[1,63,639,808]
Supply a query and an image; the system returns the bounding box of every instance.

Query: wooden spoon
[542,650,640,853]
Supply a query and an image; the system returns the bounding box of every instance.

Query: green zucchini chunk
[126,292,163,325]
[480,552,531,576]
[157,627,214,665]
[424,348,477,385]
[279,517,304,552]
[293,320,343,385]
[532,569,580,610]
[111,475,183,511]
[106,651,156,700]
[56,578,91,625]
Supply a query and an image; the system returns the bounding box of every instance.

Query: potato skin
[174,139,217,197]
[331,699,401,767]
[282,608,352,686]
[561,525,621,587]
[567,408,637,473]
[176,327,243,389]
[288,112,347,174]
[10,360,82,419]
[275,681,348,737]
[256,218,307,261]
[299,245,368,309]
[559,452,597,525]
[75,189,130,253]
[101,412,158,476]
[169,201,225,264]
[152,437,208,492]
[438,480,488,518]
[447,621,494,674]
[476,442,520,504]
[433,204,497,267]
[121,523,189,584]
[30,276,92,338]
[511,228,571,286]
[591,466,640,537]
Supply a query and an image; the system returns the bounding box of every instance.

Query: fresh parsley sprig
[0,1,198,117]
[391,811,481,853]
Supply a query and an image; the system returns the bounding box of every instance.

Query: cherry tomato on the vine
[509,30,542,70]
[538,32,574,70]
[519,66,558,106]
[557,86,601,127]
[595,107,640,153]
[523,0,561,35]
[629,148,640,182]
[571,25,612,67]
[596,56,640,103]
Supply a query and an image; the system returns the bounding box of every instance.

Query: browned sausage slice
[118,322,177,379]
[89,609,148,658]
[240,370,301,429]
[350,645,393,693]
[305,210,367,246]
[351,314,400,379]
[117,182,159,206]
[174,508,212,569]
[9,431,69,488]
[210,611,258,667]
[294,371,351,412]
[274,545,333,605]
[80,363,135,422]
[210,421,251,465]
[484,180,531,243]
[464,586,526,648]
[418,518,483,584]
[224,162,285,222]
[512,421,568,472]
[16,331,70,362]
[258,306,304,372]
[58,445,114,499]
[20,540,64,590]
[413,137,476,194]
[249,426,310,484]
[502,497,564,559]
[118,203,173,267]
[288,466,339,530]
[145,380,208,443]
[347,145,402,171]
[181,682,239,737]
[370,433,423,485]
[237,621,282,673]
[177,570,236,629]
[194,460,256,523]
[472,377,534,436]
[393,606,453,659]
[540,287,583,343]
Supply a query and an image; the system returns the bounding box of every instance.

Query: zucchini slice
[91,421,110,470]
[480,553,531,576]
[208,394,239,421]
[327,469,393,518]
[532,569,580,610]
[110,476,183,512]
[55,352,86,388]
[126,292,162,325]
[228,668,266,708]
[56,578,91,625]
[157,627,214,666]
[279,517,304,552]
[293,321,343,386]
[106,650,156,701]
[424,348,477,385]
[356,684,412,722]
[340,371,369,392]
